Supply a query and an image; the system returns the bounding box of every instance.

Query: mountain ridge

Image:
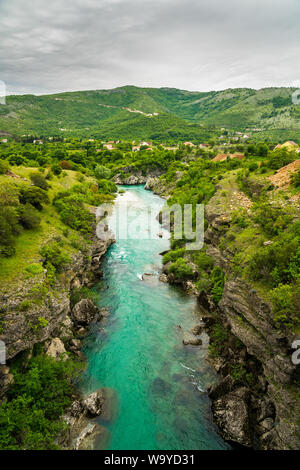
[1,85,300,141]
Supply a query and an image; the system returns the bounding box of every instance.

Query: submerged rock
[183,331,202,346]
[151,377,172,396]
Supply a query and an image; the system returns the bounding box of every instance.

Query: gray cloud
[0,0,299,95]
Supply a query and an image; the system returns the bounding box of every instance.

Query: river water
[80,185,229,450]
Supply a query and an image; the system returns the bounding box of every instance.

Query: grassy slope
[0,169,94,288]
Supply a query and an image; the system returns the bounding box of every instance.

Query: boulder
[211,387,251,446]
[72,299,100,326]
[159,274,168,283]
[83,390,104,417]
[46,337,67,361]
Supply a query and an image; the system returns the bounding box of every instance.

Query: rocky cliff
[200,191,300,450]
[0,232,115,399]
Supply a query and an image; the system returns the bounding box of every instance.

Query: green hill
[1,85,300,141]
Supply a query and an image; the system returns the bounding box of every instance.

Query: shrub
[19,186,49,211]
[94,165,111,180]
[191,251,214,271]
[59,160,72,170]
[162,247,185,264]
[97,179,117,194]
[195,277,212,295]
[53,193,94,233]
[19,203,41,229]
[267,149,294,170]
[248,232,299,285]
[253,202,291,237]
[0,160,9,174]
[51,164,62,176]
[271,283,300,328]
[25,263,44,275]
[0,207,21,257]
[70,287,97,308]
[168,258,194,280]
[209,323,229,357]
[0,354,82,450]
[40,242,71,273]
[210,266,225,304]
[29,173,49,190]
[292,170,300,187]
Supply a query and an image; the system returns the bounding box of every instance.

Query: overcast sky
[0,0,299,95]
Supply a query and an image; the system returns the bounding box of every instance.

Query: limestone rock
[72,299,100,326]
[211,387,251,446]
[83,390,104,417]
[46,337,67,361]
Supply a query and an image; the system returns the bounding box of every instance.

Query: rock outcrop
[61,387,116,450]
[0,233,114,364]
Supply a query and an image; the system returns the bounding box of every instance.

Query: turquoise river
[80,185,229,450]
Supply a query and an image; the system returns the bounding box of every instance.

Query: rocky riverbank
[0,225,116,448]
[159,181,300,450]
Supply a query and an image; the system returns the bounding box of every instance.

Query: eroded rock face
[201,192,300,450]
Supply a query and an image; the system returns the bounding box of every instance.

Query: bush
[53,192,94,233]
[248,230,299,285]
[29,173,49,190]
[0,354,82,450]
[267,149,294,170]
[25,263,44,275]
[0,159,9,174]
[168,258,194,280]
[162,247,185,264]
[271,283,300,328]
[70,287,97,308]
[51,164,62,176]
[0,207,21,257]
[97,179,117,194]
[292,170,300,187]
[40,242,71,273]
[253,202,291,237]
[19,186,49,211]
[19,203,41,229]
[94,165,111,180]
[191,251,214,271]
[210,266,225,304]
